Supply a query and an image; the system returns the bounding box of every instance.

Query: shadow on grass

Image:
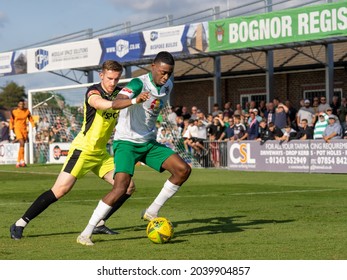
[26,215,294,243]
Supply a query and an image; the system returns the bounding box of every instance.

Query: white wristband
[131,98,137,105]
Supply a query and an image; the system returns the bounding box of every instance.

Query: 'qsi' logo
[35,49,49,70]
[150,31,159,41]
[116,39,129,58]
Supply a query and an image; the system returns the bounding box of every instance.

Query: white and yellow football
[146,217,174,244]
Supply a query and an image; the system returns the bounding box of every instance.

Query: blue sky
[0,0,311,92]
[0,0,231,91]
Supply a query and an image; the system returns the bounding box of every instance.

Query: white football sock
[147,180,180,216]
[15,218,27,228]
[96,220,105,227]
[80,200,112,236]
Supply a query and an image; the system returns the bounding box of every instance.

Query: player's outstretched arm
[89,95,114,110]
[111,92,149,110]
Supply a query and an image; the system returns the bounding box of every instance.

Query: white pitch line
[0,169,154,176]
[0,170,58,176]
[0,188,342,206]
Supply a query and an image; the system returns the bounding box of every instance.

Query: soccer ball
[146,217,174,244]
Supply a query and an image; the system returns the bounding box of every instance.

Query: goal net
[28,82,201,167]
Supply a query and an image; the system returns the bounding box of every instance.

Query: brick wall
[172,68,346,114]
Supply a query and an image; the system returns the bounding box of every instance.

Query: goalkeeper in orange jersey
[10,99,35,167]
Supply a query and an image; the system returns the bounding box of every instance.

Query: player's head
[151,51,175,86]
[18,99,25,109]
[100,60,123,94]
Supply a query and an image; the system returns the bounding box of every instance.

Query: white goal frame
[28,79,201,167]
[27,80,130,164]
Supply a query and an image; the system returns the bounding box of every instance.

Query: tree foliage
[0,81,26,109]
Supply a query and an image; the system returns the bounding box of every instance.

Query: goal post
[27,81,201,167]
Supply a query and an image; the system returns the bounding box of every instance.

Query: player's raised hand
[136,91,150,103]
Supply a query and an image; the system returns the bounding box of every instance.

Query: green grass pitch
[0,164,346,260]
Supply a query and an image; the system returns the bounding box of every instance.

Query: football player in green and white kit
[78,51,191,246]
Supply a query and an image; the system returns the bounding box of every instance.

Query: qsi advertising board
[100,32,145,62]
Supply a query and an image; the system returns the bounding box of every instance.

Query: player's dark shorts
[113,140,175,176]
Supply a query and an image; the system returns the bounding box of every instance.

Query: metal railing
[3,0,328,52]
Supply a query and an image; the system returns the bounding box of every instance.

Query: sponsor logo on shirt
[150,99,163,113]
[102,111,119,120]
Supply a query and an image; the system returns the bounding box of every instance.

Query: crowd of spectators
[3,96,347,166]
[155,96,347,166]
[0,113,81,163]
[33,115,80,163]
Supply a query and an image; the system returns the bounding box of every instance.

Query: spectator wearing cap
[190,106,198,120]
[313,112,328,139]
[322,115,342,143]
[252,108,262,123]
[324,107,340,123]
[247,108,261,125]
[297,99,316,128]
[317,96,330,113]
[274,103,289,129]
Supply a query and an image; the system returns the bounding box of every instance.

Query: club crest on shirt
[150,99,163,113]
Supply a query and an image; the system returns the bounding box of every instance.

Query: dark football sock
[103,193,131,222]
[22,189,58,223]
